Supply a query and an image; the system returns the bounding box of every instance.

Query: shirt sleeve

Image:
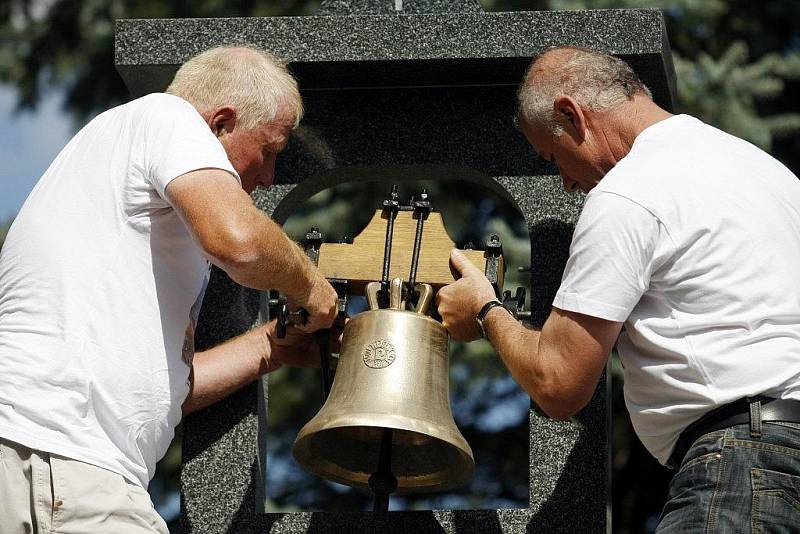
[553,191,665,322]
[142,95,240,199]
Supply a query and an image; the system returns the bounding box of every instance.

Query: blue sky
[0,84,74,221]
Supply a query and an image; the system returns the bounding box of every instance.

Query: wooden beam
[316,210,504,293]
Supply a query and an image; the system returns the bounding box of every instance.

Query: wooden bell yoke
[313,209,506,297]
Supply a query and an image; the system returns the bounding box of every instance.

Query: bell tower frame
[115,3,676,532]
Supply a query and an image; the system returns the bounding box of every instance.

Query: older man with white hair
[0,46,337,532]
[437,46,800,532]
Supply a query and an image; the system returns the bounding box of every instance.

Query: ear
[207,106,237,137]
[553,95,587,142]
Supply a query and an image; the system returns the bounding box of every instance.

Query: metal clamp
[484,234,503,296]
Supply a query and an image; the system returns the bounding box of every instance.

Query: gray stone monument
[115,2,675,532]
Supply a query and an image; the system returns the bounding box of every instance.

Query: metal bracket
[502,287,531,322]
[379,185,401,309]
[305,227,323,265]
[484,234,504,297]
[407,189,432,307]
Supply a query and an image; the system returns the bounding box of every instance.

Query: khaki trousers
[0,438,168,534]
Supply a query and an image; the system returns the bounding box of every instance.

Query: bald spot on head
[517,46,652,134]
[525,47,577,85]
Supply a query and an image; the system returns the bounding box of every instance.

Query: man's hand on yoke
[288,270,338,333]
[436,249,498,342]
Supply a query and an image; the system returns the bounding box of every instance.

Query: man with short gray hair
[438,46,800,531]
[0,46,337,532]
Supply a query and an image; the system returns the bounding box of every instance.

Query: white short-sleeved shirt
[0,93,240,487]
[553,114,800,464]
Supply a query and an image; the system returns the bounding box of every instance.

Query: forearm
[483,308,600,420]
[182,326,269,415]
[482,309,549,412]
[213,211,316,298]
[166,172,317,297]
[437,250,616,421]
[210,208,335,331]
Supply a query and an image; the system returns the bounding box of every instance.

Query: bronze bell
[292,278,475,494]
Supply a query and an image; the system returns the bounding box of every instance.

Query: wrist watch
[474,300,509,339]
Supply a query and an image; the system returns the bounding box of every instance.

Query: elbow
[531,382,592,421]
[201,227,261,275]
[539,404,581,421]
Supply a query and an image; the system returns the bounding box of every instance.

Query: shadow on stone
[528,219,575,327]
[526,378,607,533]
[226,461,281,534]
[452,509,504,533]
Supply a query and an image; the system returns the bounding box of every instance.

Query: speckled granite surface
[317,0,484,15]
[115,8,675,106]
[115,3,674,532]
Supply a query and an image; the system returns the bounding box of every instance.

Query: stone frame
[115,7,675,532]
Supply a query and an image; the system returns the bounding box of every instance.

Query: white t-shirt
[553,114,800,465]
[0,93,239,487]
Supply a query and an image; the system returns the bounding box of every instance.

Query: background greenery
[1,0,798,532]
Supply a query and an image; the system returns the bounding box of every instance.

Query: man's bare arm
[165,169,336,331]
[182,321,320,415]
[436,249,622,419]
[482,306,620,419]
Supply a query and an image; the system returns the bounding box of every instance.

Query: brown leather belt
[667,396,800,470]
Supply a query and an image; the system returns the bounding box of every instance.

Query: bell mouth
[293,417,475,494]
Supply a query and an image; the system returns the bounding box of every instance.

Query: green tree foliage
[0,0,322,124]
[675,43,800,150]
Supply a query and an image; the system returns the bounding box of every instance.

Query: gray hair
[517,46,652,135]
[166,45,303,130]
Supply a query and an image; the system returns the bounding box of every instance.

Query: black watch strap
[477,300,505,322]
[475,300,507,339]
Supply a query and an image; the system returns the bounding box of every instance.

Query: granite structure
[115,2,676,532]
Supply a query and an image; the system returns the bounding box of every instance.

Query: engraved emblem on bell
[362,339,396,368]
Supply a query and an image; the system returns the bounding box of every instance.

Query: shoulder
[138,92,196,110]
[593,116,702,212]
[131,94,212,143]
[579,189,661,241]
[130,93,205,125]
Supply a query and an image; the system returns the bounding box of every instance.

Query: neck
[593,94,672,168]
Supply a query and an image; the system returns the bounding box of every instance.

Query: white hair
[517,46,652,135]
[166,45,303,130]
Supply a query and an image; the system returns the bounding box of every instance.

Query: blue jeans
[656,421,800,533]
